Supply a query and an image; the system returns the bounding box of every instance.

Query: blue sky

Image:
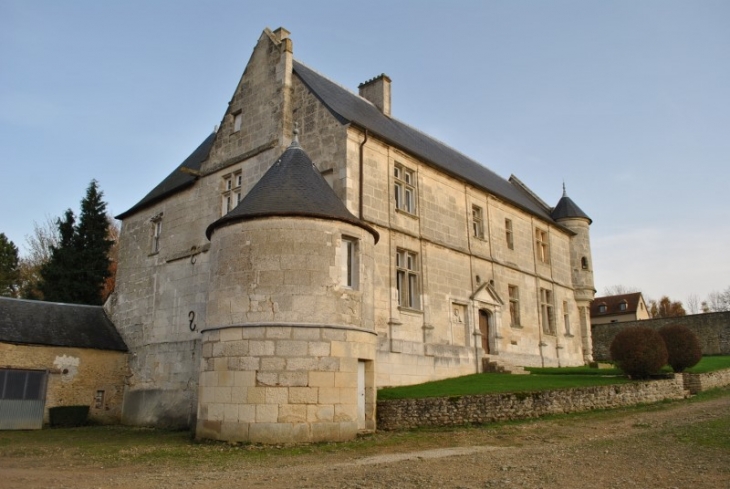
[1,1,728,305]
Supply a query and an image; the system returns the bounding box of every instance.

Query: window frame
[508,285,521,327]
[394,164,417,215]
[341,236,358,289]
[535,228,550,264]
[540,288,556,335]
[563,300,571,335]
[233,112,243,132]
[505,218,514,250]
[472,205,485,239]
[396,248,420,310]
[221,171,242,216]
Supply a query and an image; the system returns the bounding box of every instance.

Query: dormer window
[222,171,242,216]
[598,304,607,313]
[619,301,627,311]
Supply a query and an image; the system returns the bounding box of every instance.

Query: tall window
[535,228,549,263]
[581,256,589,270]
[563,300,571,335]
[341,236,358,289]
[540,288,555,334]
[233,112,243,132]
[394,164,416,214]
[472,205,484,239]
[222,171,242,216]
[508,285,520,327]
[505,218,514,250]
[396,249,420,309]
[150,217,162,254]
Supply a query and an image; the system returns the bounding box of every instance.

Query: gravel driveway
[2,394,728,489]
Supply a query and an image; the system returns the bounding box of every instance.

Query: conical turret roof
[206,140,379,242]
[551,185,592,224]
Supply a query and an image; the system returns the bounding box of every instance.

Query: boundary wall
[591,311,730,361]
[377,369,730,431]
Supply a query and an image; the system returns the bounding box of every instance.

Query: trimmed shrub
[658,324,702,372]
[610,326,668,379]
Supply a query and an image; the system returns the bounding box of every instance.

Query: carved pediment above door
[470,282,504,307]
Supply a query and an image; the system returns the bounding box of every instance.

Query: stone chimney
[359,74,392,117]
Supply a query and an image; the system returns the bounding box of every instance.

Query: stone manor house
[105,27,596,443]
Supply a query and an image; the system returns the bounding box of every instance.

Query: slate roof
[116,133,216,219]
[206,140,380,242]
[551,188,592,224]
[118,57,584,228]
[0,297,127,351]
[590,293,644,318]
[293,60,560,224]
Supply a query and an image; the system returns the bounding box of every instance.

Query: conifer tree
[39,180,113,305]
[0,233,20,297]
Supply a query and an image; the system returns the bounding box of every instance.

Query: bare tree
[685,294,700,314]
[705,288,730,312]
[602,285,641,296]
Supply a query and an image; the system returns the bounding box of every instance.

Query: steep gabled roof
[293,60,557,224]
[116,132,215,219]
[0,297,127,351]
[590,292,644,318]
[206,140,379,242]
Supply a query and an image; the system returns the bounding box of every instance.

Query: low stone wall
[376,378,688,430]
[682,368,730,394]
[591,311,730,361]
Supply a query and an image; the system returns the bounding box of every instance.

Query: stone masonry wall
[682,368,730,394]
[0,343,128,425]
[376,377,688,430]
[592,311,730,361]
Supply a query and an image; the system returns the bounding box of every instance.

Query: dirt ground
[2,395,728,489]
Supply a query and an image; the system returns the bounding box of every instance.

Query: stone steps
[482,356,530,375]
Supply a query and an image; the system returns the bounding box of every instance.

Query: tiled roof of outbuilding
[292,60,557,223]
[206,140,379,242]
[590,292,644,317]
[0,297,127,351]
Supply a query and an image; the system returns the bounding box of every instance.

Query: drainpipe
[359,129,369,220]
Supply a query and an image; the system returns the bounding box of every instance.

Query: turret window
[581,256,589,270]
[341,236,358,289]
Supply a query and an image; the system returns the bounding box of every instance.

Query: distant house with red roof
[590,292,650,325]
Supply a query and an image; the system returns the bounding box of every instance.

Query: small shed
[0,297,128,429]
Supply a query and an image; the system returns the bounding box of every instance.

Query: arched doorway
[479,309,490,354]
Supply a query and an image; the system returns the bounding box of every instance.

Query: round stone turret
[197,141,379,444]
[552,185,595,362]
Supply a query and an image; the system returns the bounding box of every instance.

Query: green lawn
[377,356,730,400]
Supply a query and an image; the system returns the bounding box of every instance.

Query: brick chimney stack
[358,74,392,117]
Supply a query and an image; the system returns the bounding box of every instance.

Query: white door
[357,361,365,430]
